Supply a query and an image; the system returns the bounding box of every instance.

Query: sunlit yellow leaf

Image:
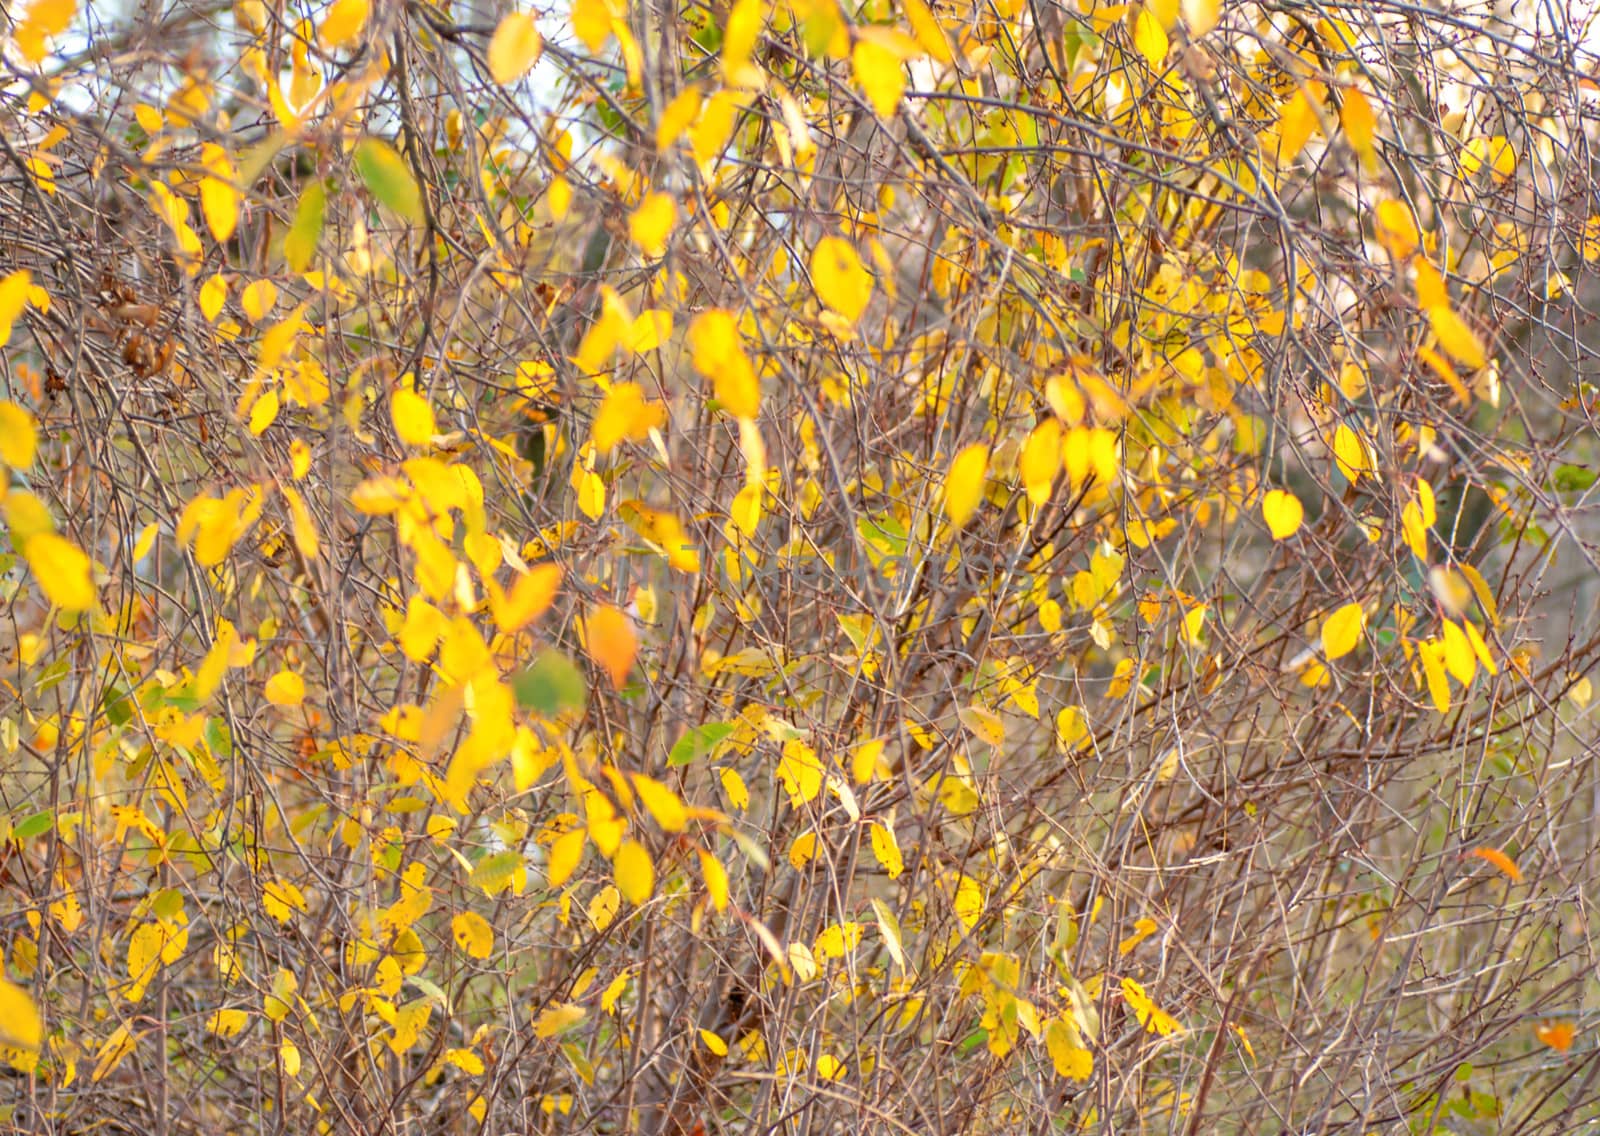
[570,0,613,51]
[488,11,542,84]
[698,850,729,911]
[24,532,96,611]
[1374,199,1419,257]
[852,40,905,118]
[656,85,703,151]
[0,270,32,349]
[1044,1017,1093,1079]
[1261,489,1303,539]
[1020,419,1061,507]
[628,192,676,258]
[943,444,989,527]
[1182,0,1218,35]
[0,979,42,1053]
[319,0,368,48]
[1320,602,1365,660]
[1341,86,1376,166]
[199,144,239,243]
[391,387,436,447]
[0,401,38,469]
[592,381,667,452]
[811,236,873,324]
[206,1008,248,1038]
[688,310,760,417]
[1429,305,1486,370]
[613,838,654,904]
[1131,6,1168,66]
[1120,977,1182,1036]
[903,0,954,62]
[1332,422,1375,483]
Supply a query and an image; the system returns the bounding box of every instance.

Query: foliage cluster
[3,0,1600,1130]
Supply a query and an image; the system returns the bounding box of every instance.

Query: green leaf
[668,722,734,766]
[1553,464,1597,493]
[353,138,424,223]
[13,811,52,839]
[512,650,588,717]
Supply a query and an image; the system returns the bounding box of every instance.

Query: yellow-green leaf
[354,138,424,223]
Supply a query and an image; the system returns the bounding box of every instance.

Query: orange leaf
[1466,846,1521,882]
[1536,1022,1575,1053]
[585,605,639,689]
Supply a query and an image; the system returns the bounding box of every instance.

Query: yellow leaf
[1429,305,1486,370]
[265,669,305,706]
[722,0,765,84]
[1320,602,1365,660]
[391,387,436,447]
[1118,916,1158,956]
[1419,640,1451,712]
[206,1007,248,1037]
[810,236,873,324]
[487,11,542,84]
[546,827,586,887]
[262,878,308,923]
[319,0,368,47]
[0,401,38,468]
[776,738,824,806]
[533,1002,587,1038]
[852,40,905,118]
[1276,88,1320,163]
[0,979,42,1053]
[1182,0,1218,36]
[1412,257,1446,310]
[199,144,240,243]
[15,0,74,63]
[1467,846,1522,882]
[1044,1017,1093,1079]
[943,443,989,527]
[451,911,494,959]
[698,850,729,910]
[1341,87,1376,166]
[903,0,953,62]
[613,838,654,904]
[282,485,320,559]
[869,821,903,878]
[699,1028,729,1055]
[248,388,280,435]
[632,774,687,832]
[585,605,638,689]
[92,1024,138,1083]
[570,0,612,51]
[1019,419,1061,507]
[1374,199,1419,257]
[0,270,33,349]
[1440,618,1476,685]
[628,192,676,258]
[199,273,227,321]
[656,85,703,151]
[592,381,667,452]
[1261,489,1303,540]
[688,310,760,417]
[788,830,818,869]
[1131,6,1168,66]
[1332,422,1374,483]
[1461,135,1515,182]
[1120,977,1183,1036]
[958,704,1005,748]
[23,532,96,611]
